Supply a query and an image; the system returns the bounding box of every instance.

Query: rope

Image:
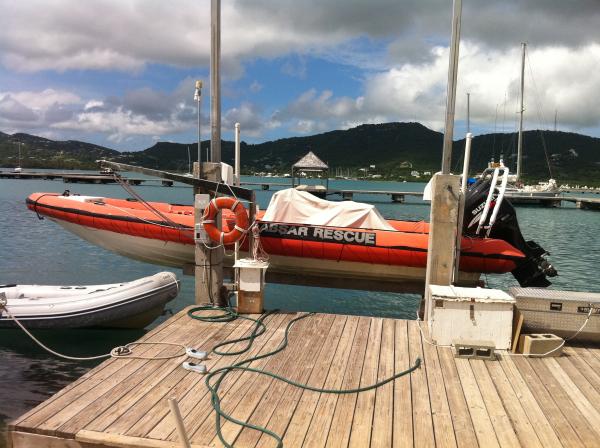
[187,306,421,448]
[113,173,185,230]
[525,51,555,179]
[0,291,189,362]
[505,304,595,358]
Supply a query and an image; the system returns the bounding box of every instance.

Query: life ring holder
[202,197,249,245]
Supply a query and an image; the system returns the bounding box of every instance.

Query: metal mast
[210,0,221,163]
[466,92,470,133]
[516,42,526,181]
[441,0,462,174]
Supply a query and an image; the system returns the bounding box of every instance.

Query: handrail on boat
[476,167,509,237]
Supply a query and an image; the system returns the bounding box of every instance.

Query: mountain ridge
[1,122,599,184]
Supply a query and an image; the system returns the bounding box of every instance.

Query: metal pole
[466,92,470,133]
[516,42,526,182]
[234,123,241,284]
[194,80,203,178]
[461,132,473,193]
[234,123,241,186]
[441,0,462,174]
[210,0,221,163]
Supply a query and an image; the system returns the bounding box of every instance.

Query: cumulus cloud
[7,0,597,74]
[272,42,600,134]
[223,102,279,137]
[2,0,600,144]
[0,89,81,130]
[0,81,200,143]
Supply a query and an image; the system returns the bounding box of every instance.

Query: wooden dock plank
[82,317,246,435]
[454,357,500,448]
[420,330,457,448]
[10,311,600,448]
[407,320,435,448]
[17,313,196,435]
[324,317,371,448]
[512,356,587,448]
[369,319,395,448]
[570,346,600,376]
[244,314,350,448]
[587,346,600,360]
[10,311,189,431]
[436,347,478,448]
[52,314,243,438]
[124,313,290,439]
[393,320,414,448]
[469,360,520,448]
[347,317,383,448]
[144,313,295,442]
[496,355,563,448]
[298,315,360,448]
[484,359,543,448]
[103,313,286,437]
[545,357,600,434]
[562,346,600,393]
[526,357,599,446]
[199,313,337,446]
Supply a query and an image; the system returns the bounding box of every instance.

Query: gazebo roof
[293,151,328,170]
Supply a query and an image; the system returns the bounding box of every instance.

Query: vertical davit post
[423,0,462,321]
[193,0,225,306]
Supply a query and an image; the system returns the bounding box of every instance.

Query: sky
[1,0,600,151]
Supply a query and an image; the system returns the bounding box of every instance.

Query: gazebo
[291,151,329,197]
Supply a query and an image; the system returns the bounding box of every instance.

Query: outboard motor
[463,177,557,287]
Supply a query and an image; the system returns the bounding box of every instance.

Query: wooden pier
[0,171,174,186]
[8,306,600,447]
[562,196,600,210]
[3,171,600,210]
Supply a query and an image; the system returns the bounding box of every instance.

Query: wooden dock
[8,306,600,447]
[0,171,174,186]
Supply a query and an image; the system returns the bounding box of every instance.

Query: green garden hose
[187,306,421,448]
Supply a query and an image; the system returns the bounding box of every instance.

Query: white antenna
[194,80,203,173]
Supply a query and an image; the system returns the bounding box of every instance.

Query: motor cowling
[463,177,557,287]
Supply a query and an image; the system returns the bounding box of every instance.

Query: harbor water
[1,174,599,443]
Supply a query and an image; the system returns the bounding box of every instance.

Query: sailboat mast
[516,42,526,181]
[210,0,221,163]
[466,92,470,133]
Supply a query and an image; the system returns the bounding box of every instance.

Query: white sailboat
[13,142,22,173]
[501,43,560,205]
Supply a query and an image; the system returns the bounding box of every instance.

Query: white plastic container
[428,285,515,349]
[233,258,269,314]
[234,258,269,292]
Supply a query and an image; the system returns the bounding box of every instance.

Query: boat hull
[50,218,482,287]
[0,272,179,329]
[25,193,527,288]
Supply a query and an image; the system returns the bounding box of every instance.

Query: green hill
[0,132,119,170]
[1,123,599,185]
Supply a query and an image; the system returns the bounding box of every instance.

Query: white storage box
[428,285,515,350]
[509,287,600,343]
[233,258,269,314]
[233,259,269,292]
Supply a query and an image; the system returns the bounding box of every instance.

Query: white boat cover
[262,188,395,231]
